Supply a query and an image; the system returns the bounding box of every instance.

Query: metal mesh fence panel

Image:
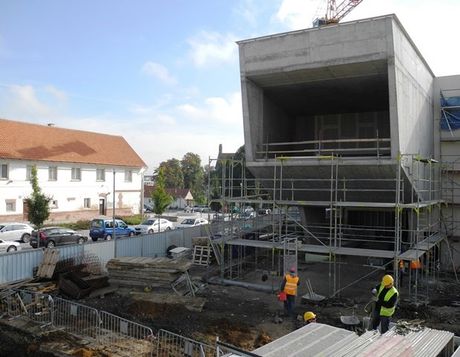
[98,311,154,356]
[156,329,215,357]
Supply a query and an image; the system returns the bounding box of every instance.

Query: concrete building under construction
[208,14,460,303]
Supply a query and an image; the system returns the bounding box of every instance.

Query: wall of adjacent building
[0,160,142,222]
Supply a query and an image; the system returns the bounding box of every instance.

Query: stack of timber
[106,257,193,288]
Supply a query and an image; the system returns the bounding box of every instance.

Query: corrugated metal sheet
[0,249,43,284]
[84,241,115,270]
[253,323,355,356]
[0,227,206,285]
[255,323,455,357]
[116,236,143,257]
[141,233,168,258]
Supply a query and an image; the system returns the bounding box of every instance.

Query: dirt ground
[78,259,460,351]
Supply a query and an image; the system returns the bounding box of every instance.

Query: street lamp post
[112,169,116,240]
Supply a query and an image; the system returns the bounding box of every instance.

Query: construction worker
[399,260,406,286]
[410,258,422,287]
[303,311,316,324]
[371,274,398,334]
[280,267,300,317]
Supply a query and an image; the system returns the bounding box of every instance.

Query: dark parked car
[30,227,87,248]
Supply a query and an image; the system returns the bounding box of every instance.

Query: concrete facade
[235,14,460,273]
[237,15,436,204]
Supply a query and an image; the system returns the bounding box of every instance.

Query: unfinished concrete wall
[436,76,460,238]
[238,15,395,162]
[392,18,434,158]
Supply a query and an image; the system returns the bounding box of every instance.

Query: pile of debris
[107,256,193,288]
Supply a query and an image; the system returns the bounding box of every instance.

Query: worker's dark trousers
[371,311,390,333]
[284,295,295,316]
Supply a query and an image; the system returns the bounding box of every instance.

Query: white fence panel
[116,236,143,257]
[84,240,115,271]
[142,233,168,257]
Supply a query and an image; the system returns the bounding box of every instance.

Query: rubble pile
[107,257,193,288]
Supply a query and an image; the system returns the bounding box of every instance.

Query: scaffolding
[206,150,453,304]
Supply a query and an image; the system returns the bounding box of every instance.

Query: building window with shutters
[96,168,105,181]
[48,166,57,181]
[124,170,132,182]
[71,167,81,181]
[1,163,8,180]
[84,198,91,208]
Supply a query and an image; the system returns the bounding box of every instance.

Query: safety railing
[256,137,391,159]
[156,329,216,357]
[98,311,154,356]
[0,290,155,356]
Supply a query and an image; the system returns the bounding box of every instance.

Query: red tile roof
[0,118,146,168]
[144,185,192,199]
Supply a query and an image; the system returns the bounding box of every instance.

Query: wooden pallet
[37,249,60,279]
[192,246,212,266]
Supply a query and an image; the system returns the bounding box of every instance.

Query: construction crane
[313,0,364,27]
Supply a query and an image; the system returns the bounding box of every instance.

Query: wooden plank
[37,249,60,278]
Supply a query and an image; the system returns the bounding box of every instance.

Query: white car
[177,218,209,229]
[134,218,174,234]
[0,223,34,243]
[0,239,22,253]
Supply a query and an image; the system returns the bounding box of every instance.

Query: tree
[25,165,51,228]
[151,167,172,215]
[157,159,184,188]
[181,152,205,203]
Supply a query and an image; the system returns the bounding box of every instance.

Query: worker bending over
[280,267,300,317]
[303,311,316,324]
[371,274,398,334]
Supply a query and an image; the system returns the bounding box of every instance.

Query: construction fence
[0,225,205,285]
[0,289,155,356]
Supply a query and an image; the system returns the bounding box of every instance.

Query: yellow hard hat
[382,274,394,286]
[304,311,316,322]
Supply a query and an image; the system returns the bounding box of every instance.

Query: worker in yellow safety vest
[370,274,399,334]
[280,267,300,317]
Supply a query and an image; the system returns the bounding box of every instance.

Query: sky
[1,0,459,173]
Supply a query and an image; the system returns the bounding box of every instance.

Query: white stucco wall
[0,160,143,218]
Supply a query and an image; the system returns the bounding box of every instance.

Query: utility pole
[112,168,116,240]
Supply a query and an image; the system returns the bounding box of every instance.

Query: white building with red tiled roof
[0,119,147,222]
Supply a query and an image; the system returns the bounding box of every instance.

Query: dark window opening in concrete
[252,61,390,159]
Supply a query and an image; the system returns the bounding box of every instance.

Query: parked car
[134,218,174,234]
[0,222,34,243]
[258,208,271,215]
[241,211,257,219]
[0,239,22,253]
[89,218,136,241]
[30,227,87,248]
[143,203,153,213]
[176,218,209,229]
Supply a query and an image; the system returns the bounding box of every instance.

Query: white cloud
[274,0,319,30]
[0,85,66,120]
[234,0,258,28]
[44,85,68,103]
[187,31,238,67]
[142,61,177,85]
[177,92,242,125]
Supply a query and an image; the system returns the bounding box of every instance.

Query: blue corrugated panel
[0,249,43,284]
[84,241,115,270]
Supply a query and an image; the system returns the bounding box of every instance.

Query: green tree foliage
[26,165,51,228]
[152,167,172,215]
[157,159,184,188]
[181,152,205,203]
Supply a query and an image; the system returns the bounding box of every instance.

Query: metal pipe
[207,277,275,293]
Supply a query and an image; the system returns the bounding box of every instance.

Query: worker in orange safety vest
[280,267,300,317]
